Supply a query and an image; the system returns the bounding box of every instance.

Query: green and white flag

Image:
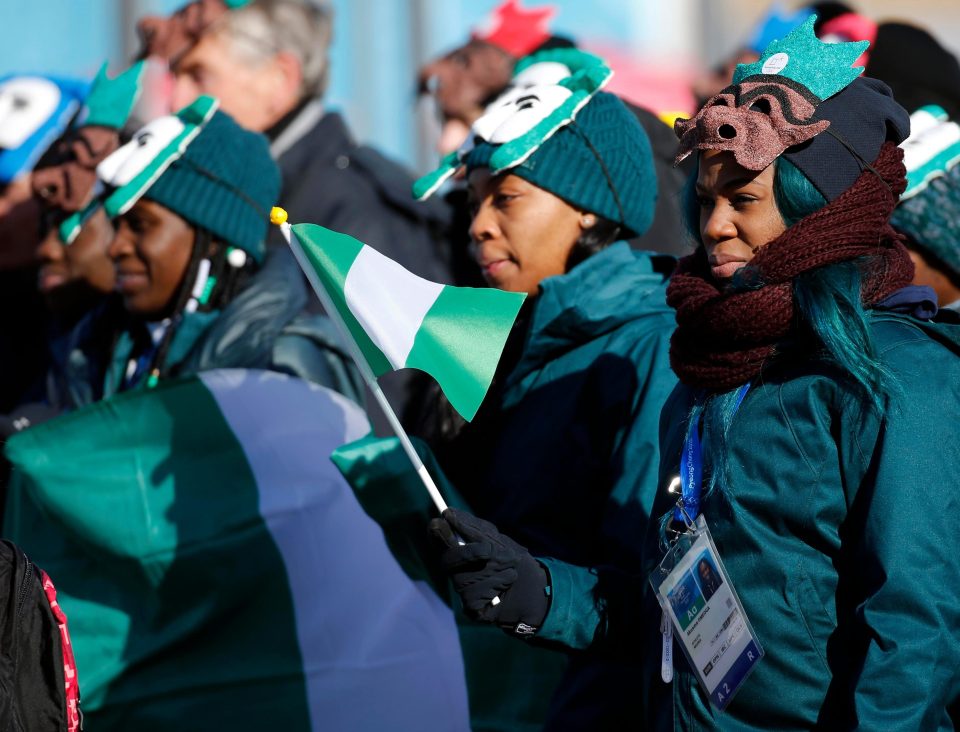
[331,435,571,732]
[289,224,525,422]
[4,369,469,731]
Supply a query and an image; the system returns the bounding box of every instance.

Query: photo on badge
[694,551,723,601]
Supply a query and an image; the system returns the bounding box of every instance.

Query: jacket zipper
[15,550,33,627]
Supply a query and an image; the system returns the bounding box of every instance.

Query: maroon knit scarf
[667,142,915,391]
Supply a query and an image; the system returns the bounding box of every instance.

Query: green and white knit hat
[413,47,612,200]
[415,47,657,238]
[891,104,960,277]
[97,95,280,261]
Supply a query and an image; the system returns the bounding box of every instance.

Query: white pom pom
[227,248,247,268]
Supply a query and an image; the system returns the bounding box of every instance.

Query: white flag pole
[273,210,449,515]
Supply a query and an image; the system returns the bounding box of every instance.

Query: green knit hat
[891,105,960,278]
[413,48,613,198]
[413,47,656,237]
[97,96,280,261]
[466,90,656,237]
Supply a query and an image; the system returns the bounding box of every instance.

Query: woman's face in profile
[108,199,195,318]
[467,169,586,296]
[695,149,787,282]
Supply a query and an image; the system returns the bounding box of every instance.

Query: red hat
[472,0,556,59]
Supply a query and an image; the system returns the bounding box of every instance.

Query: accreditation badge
[649,514,763,710]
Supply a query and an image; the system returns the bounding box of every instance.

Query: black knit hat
[783,76,911,202]
[866,23,960,119]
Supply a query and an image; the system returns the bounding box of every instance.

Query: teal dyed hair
[773,157,826,227]
[672,153,898,514]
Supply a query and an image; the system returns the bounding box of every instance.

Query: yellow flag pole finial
[270,206,288,226]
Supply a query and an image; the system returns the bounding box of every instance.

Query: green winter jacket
[432,241,677,729]
[48,248,363,410]
[541,310,960,730]
[647,311,960,731]
[438,242,677,565]
[345,242,677,731]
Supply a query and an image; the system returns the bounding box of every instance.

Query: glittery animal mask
[674,15,869,171]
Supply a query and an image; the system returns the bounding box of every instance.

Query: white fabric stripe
[200,370,469,732]
[270,98,325,160]
[907,108,945,139]
[343,245,443,368]
[902,119,960,173]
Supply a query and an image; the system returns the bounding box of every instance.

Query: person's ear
[270,51,303,113]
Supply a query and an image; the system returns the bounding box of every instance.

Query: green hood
[508,242,675,390]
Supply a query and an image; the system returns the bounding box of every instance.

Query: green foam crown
[83,61,146,130]
[733,14,869,101]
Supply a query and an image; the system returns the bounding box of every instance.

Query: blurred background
[3,0,958,171]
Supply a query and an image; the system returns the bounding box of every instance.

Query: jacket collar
[508,242,673,386]
[177,246,308,374]
[274,104,353,179]
[270,97,326,160]
[99,246,309,398]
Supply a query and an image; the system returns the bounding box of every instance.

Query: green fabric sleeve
[535,325,677,652]
[536,558,603,648]
[838,327,960,729]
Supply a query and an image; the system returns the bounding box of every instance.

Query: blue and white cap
[0,74,89,184]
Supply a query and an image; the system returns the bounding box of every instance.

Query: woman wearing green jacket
[46,95,361,410]
[417,51,678,729]
[433,21,960,730]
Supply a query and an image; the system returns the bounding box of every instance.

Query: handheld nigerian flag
[272,208,525,512]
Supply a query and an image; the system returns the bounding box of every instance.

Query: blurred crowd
[0,0,959,730]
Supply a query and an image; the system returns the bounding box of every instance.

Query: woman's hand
[429,507,551,638]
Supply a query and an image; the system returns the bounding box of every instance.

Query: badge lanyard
[653,381,763,711]
[673,382,751,524]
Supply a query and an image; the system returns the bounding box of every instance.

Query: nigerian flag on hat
[282,219,524,422]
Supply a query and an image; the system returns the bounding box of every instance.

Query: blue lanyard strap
[674,382,751,523]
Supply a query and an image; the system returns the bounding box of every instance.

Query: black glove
[429,507,550,638]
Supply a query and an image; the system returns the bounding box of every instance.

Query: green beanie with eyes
[98,96,280,262]
[146,110,280,262]
[465,91,657,238]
